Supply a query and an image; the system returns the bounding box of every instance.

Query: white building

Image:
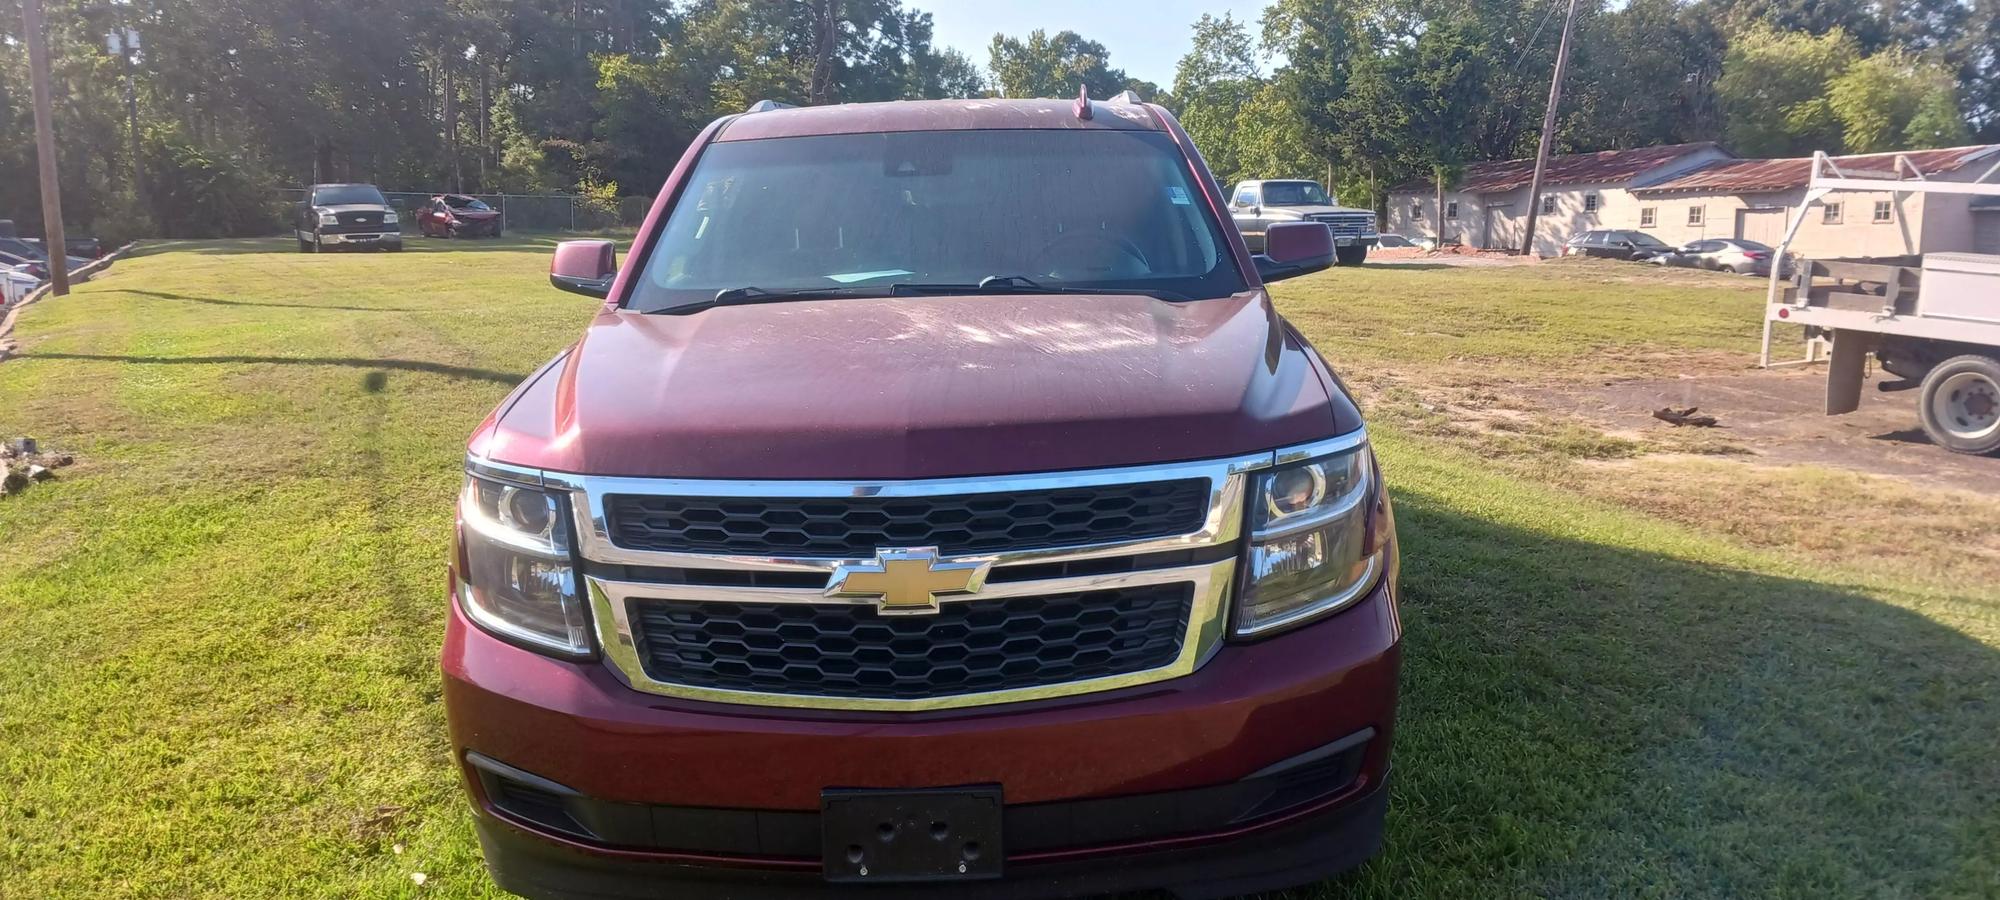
[1386,143,2000,258]
[1629,145,2000,257]
[1385,143,1731,257]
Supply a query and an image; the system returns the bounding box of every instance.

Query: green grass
[0,241,1994,898]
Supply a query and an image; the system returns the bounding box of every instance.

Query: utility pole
[1519,0,1580,258]
[119,27,141,202]
[24,0,70,296]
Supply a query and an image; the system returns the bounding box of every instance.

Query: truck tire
[1917,353,2000,455]
[1336,245,1368,266]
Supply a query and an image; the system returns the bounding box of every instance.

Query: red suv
[444,94,1402,899]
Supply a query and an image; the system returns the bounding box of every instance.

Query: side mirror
[1254,222,1334,283]
[550,239,617,298]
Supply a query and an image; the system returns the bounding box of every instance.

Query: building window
[1873,200,1893,223]
[1640,207,1656,228]
[1411,202,1422,220]
[1823,203,1843,224]
[1584,193,1600,213]
[1541,195,1556,215]
[1445,200,1459,220]
[1687,205,1705,226]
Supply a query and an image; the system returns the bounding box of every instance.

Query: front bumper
[442,559,1401,897]
[321,230,402,247]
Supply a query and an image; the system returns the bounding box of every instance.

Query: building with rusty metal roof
[1628,145,2000,257]
[1386,142,2000,258]
[1385,143,1732,256]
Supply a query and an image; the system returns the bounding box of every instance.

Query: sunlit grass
[0,240,1992,898]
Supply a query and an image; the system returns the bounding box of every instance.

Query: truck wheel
[298,235,312,253]
[1917,354,2000,455]
[1336,245,1368,266]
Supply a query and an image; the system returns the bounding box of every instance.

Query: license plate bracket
[821,787,1002,883]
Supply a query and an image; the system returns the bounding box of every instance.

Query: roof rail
[744,99,797,114]
[1108,90,1144,105]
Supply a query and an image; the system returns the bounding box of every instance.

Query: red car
[445,94,1401,899]
[417,194,504,238]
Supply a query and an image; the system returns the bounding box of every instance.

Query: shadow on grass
[124,235,628,257]
[1310,488,2000,899]
[19,351,525,386]
[116,289,433,313]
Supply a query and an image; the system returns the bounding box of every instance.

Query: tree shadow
[1307,486,2000,898]
[123,235,630,257]
[18,351,525,386]
[115,289,434,313]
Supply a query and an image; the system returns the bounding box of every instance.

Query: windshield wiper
[890,277,1191,302]
[648,285,885,315]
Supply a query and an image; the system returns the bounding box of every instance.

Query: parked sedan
[0,238,88,277]
[416,194,503,238]
[1376,232,1440,250]
[1562,229,1675,261]
[2,264,38,306]
[1655,238,1782,275]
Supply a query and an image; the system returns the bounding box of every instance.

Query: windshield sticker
[825,269,914,284]
[1166,186,1192,206]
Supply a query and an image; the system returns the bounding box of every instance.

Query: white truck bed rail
[1759,150,2000,368]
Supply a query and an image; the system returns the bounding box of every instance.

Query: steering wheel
[1034,232,1150,279]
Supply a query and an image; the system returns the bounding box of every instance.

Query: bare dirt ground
[1541,365,2000,495]
[1372,246,1539,267]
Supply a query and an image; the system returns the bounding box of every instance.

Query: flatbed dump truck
[1761,151,2000,455]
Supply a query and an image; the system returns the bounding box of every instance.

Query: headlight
[455,473,591,655]
[383,211,399,224]
[1235,445,1384,636]
[317,211,340,225]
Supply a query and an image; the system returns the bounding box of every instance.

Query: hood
[316,203,393,214]
[474,292,1359,480]
[1266,204,1374,218]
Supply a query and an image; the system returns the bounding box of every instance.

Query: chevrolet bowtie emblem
[824,547,990,615]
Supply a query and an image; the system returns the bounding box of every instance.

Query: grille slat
[606,480,1209,558]
[629,584,1192,700]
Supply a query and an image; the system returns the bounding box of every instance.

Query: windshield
[312,185,387,206]
[1261,181,1332,206]
[626,129,1244,312]
[445,195,490,210]
[1623,232,1672,250]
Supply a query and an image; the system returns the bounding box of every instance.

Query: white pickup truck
[1763,153,2000,455]
[1227,179,1379,266]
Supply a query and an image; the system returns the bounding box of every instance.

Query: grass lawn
[1,238,1995,898]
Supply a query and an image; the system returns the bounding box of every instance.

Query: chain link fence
[279,189,652,232]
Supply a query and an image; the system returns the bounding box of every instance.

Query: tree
[986,29,1132,99]
[1172,14,1261,184]
[1716,25,1855,156]
[1827,48,1970,152]
[1401,18,1491,243]
[1260,0,1359,181]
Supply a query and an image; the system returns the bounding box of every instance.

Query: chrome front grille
[628,583,1192,700]
[1310,213,1376,238]
[467,436,1361,711]
[604,479,1209,558]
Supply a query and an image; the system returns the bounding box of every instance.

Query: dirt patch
[1540,366,2000,495]
[1373,246,1538,267]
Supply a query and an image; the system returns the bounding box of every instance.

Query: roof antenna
[1073,85,1093,120]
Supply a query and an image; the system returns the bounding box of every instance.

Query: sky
[912,0,1282,91]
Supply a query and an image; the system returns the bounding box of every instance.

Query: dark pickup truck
[294,183,402,252]
[445,94,1402,899]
